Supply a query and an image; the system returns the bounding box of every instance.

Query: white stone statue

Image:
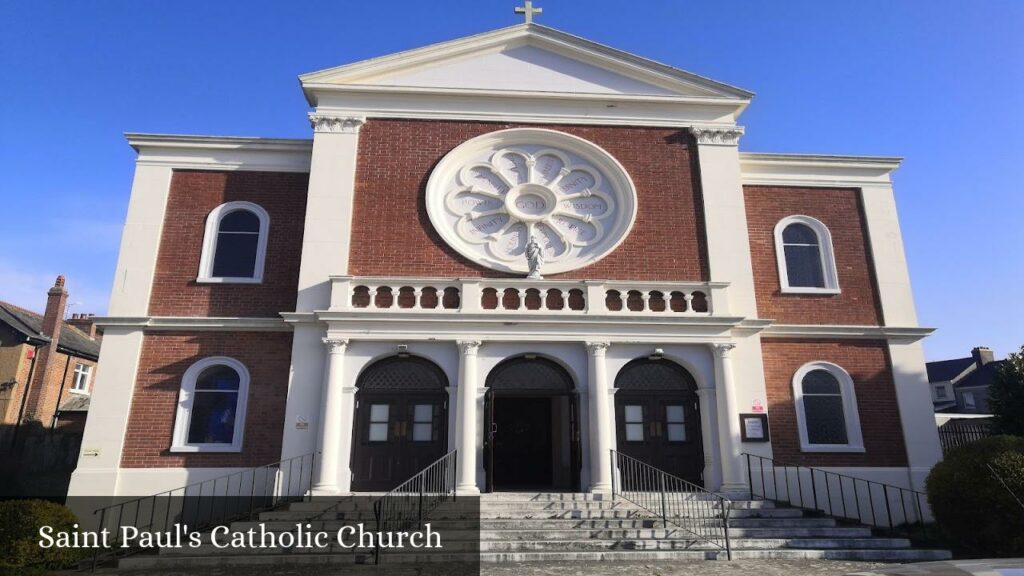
[525,235,544,279]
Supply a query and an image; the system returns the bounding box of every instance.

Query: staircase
[115,491,950,568]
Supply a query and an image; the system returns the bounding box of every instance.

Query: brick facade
[744,186,883,325]
[148,170,309,317]
[350,119,709,281]
[761,339,907,467]
[121,331,293,468]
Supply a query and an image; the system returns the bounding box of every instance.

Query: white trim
[127,134,313,173]
[774,215,840,294]
[170,356,250,453]
[91,316,291,331]
[739,153,901,188]
[761,324,933,341]
[197,201,270,284]
[792,361,865,453]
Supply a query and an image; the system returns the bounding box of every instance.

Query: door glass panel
[368,404,389,442]
[624,405,643,423]
[666,405,685,423]
[412,403,434,442]
[625,423,644,442]
[667,424,686,442]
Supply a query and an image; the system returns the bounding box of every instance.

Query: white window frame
[792,361,864,453]
[171,356,250,453]
[774,215,840,294]
[196,201,270,284]
[71,363,91,394]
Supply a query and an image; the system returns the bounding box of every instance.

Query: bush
[926,435,1024,556]
[0,499,88,569]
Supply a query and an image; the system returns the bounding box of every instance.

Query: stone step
[118,547,952,568]
[477,529,898,544]
[477,537,914,552]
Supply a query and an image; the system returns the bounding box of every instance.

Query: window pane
[412,423,433,442]
[782,223,818,245]
[370,404,389,422]
[212,233,259,278]
[625,423,644,442]
[624,405,643,423]
[963,392,976,408]
[368,423,388,442]
[667,423,686,442]
[802,370,840,395]
[785,245,825,287]
[666,405,685,423]
[196,366,240,391]
[413,404,432,423]
[187,391,238,444]
[804,396,848,444]
[935,387,947,399]
[219,210,260,232]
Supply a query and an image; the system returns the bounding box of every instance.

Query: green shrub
[926,435,1024,556]
[0,499,88,569]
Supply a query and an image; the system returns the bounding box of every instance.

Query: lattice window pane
[804,396,847,444]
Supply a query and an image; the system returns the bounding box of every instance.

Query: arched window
[171,357,249,452]
[792,362,864,452]
[774,216,839,293]
[197,201,270,283]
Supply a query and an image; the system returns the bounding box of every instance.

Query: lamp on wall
[649,348,664,360]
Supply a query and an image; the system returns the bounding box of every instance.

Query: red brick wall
[148,170,309,317]
[744,186,883,325]
[121,331,292,468]
[350,119,709,281]
[762,339,907,467]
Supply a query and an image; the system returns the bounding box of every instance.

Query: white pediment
[301,24,752,103]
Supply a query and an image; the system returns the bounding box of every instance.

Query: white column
[696,387,722,491]
[456,340,482,494]
[712,343,746,494]
[314,337,348,494]
[296,114,364,312]
[586,341,613,493]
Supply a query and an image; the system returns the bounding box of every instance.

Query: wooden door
[351,393,447,491]
[615,392,703,486]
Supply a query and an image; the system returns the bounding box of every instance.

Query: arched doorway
[484,356,581,492]
[351,356,448,491]
[614,358,704,486]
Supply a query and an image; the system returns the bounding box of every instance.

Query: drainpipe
[50,354,73,430]
[10,341,42,450]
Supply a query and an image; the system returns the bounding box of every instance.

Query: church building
[69,20,942,501]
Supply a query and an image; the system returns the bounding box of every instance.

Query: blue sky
[1,1,1021,361]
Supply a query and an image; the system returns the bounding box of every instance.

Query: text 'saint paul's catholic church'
[69,15,942,501]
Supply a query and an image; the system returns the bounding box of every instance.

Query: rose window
[425,128,637,275]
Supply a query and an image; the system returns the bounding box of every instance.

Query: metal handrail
[610,450,732,559]
[89,452,316,570]
[372,449,457,564]
[743,453,929,532]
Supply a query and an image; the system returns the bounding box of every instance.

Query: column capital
[457,340,482,355]
[309,113,365,134]
[689,125,744,146]
[322,337,349,354]
[585,341,610,355]
[696,387,718,398]
[711,342,737,358]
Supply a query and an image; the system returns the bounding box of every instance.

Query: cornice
[689,125,745,146]
[308,114,365,134]
[91,317,292,332]
[126,133,313,152]
[739,152,902,188]
[761,324,934,342]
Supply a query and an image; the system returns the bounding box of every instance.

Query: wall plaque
[425,128,637,275]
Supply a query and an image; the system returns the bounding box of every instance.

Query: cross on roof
[514,1,543,24]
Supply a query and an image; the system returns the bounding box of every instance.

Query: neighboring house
[926,347,1004,414]
[0,276,101,446]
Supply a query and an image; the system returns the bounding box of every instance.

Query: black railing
[610,450,732,559]
[744,453,928,533]
[90,452,316,570]
[938,420,991,453]
[373,449,457,564]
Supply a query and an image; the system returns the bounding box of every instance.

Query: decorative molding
[457,340,483,355]
[91,317,292,332]
[689,126,744,146]
[322,337,349,353]
[426,128,638,276]
[711,342,737,358]
[585,341,610,355]
[762,324,934,342]
[308,114,365,134]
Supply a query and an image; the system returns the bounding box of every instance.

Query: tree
[990,344,1024,436]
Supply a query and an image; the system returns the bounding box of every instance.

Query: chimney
[22,276,70,423]
[42,275,69,340]
[971,346,995,367]
[67,312,100,340]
